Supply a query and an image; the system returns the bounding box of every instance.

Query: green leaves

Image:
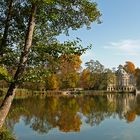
[22,67,49,83]
[0,66,13,82]
[30,0,56,4]
[35,0,101,36]
[0,0,101,85]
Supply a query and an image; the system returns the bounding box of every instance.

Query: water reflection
[6,93,140,134]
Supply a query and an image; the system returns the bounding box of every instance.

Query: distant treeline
[1,59,140,91]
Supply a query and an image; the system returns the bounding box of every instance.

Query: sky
[58,0,140,69]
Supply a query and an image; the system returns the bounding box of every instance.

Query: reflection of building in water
[117,94,136,117]
[107,65,136,92]
[107,94,137,118]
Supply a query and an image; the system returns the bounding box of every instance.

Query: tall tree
[0,0,101,129]
[85,60,105,89]
[0,2,37,128]
[85,60,104,73]
[59,54,82,89]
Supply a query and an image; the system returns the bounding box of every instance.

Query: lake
[5,93,140,140]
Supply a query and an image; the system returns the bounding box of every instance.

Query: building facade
[107,66,136,92]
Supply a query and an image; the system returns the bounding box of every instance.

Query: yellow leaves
[81,69,90,80]
[59,54,81,89]
[80,69,90,89]
[46,74,59,90]
[59,54,82,72]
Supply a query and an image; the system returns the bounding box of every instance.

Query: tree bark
[0,83,17,128]
[0,0,13,57]
[0,4,37,129]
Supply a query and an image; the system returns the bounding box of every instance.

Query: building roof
[117,66,129,76]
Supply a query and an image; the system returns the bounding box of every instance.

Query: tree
[106,69,116,87]
[85,60,105,89]
[0,0,101,128]
[0,3,37,129]
[59,54,82,73]
[0,0,28,66]
[46,74,59,90]
[59,54,82,89]
[124,61,135,74]
[80,69,90,89]
[85,60,104,73]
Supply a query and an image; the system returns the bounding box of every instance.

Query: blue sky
[59,0,140,69]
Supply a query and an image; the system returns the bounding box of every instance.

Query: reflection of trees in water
[30,117,52,134]
[6,94,140,134]
[6,97,53,134]
[81,96,111,126]
[45,96,82,132]
[135,95,140,116]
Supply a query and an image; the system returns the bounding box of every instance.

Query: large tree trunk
[0,83,17,128]
[0,4,37,129]
[0,0,13,57]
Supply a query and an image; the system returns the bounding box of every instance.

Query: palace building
[107,65,136,92]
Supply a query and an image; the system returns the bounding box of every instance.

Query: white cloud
[104,39,140,56]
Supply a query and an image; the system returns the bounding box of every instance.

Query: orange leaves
[59,54,82,73]
[124,61,135,74]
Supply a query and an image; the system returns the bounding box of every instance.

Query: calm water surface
[6,94,140,140]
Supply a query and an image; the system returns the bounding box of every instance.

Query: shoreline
[0,88,138,98]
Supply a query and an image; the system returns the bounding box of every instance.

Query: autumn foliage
[124,61,135,74]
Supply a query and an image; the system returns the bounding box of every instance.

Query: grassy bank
[0,88,47,99]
